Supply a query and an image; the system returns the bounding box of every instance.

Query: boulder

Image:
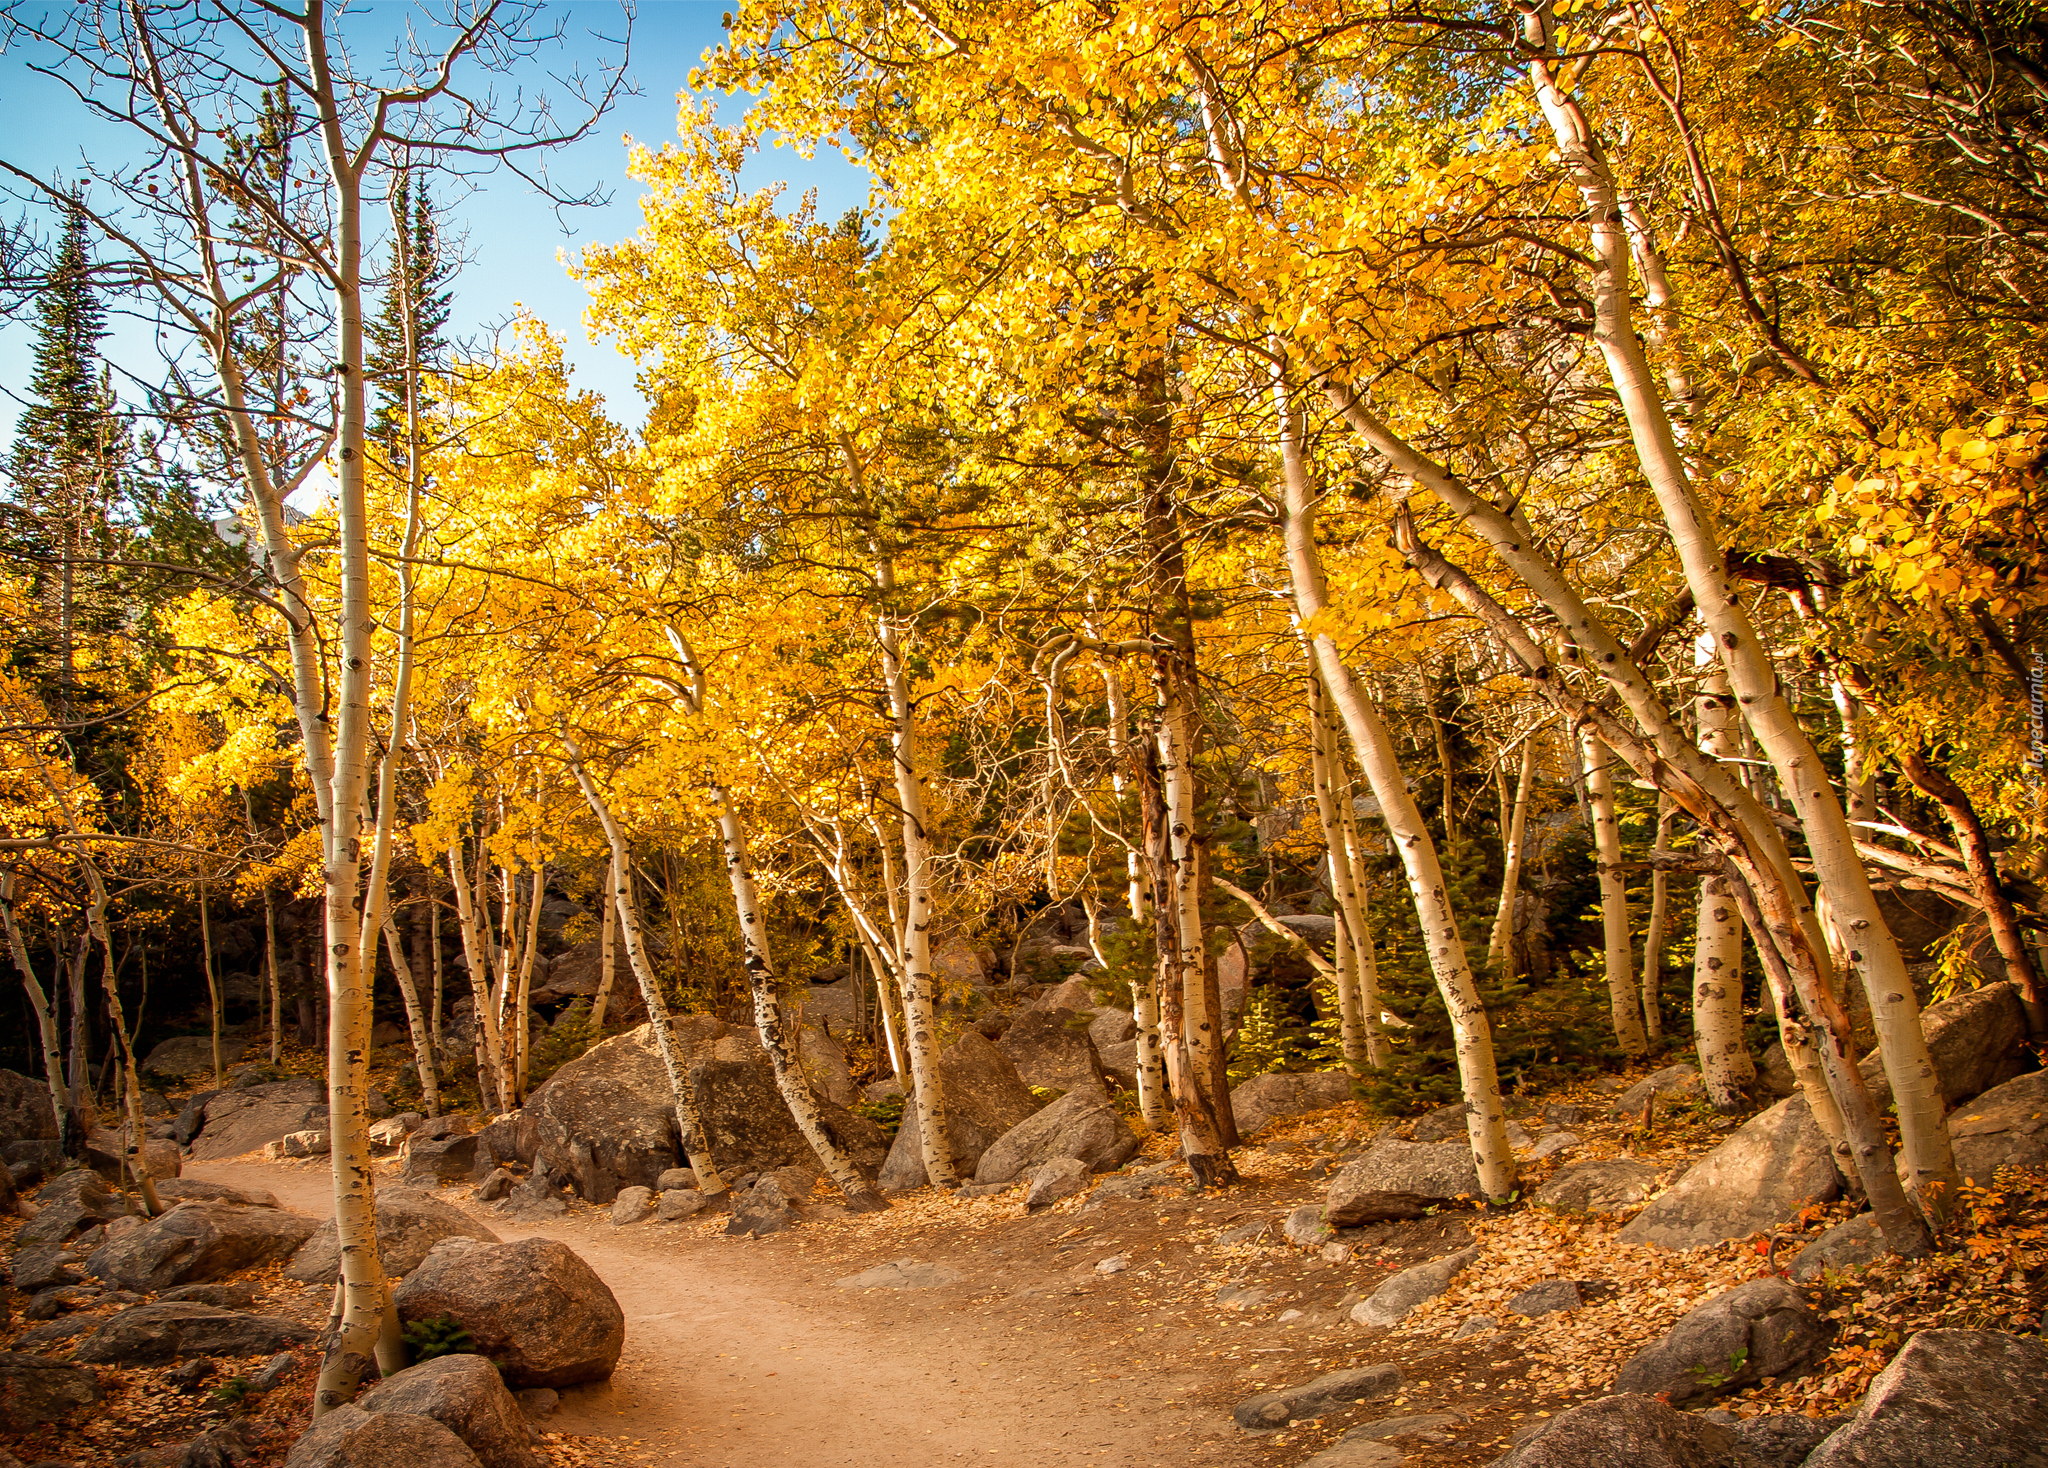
[84,1201,318,1292]
[1857,980,2033,1109]
[1506,1280,1583,1317]
[353,1353,545,1468]
[1947,1069,2048,1187]
[72,1303,313,1365]
[1324,1139,1482,1226]
[972,1091,1140,1184]
[654,1167,696,1191]
[140,1036,220,1082]
[1031,975,1097,1012]
[495,1174,569,1221]
[1350,1245,1479,1327]
[996,1007,1111,1098]
[1617,1096,1840,1249]
[474,1112,536,1171]
[1610,1277,1828,1404]
[1284,1204,1332,1248]
[0,1351,101,1432]
[1232,1364,1402,1429]
[527,1022,702,1204]
[1733,1414,1840,1468]
[153,1178,279,1209]
[609,1187,655,1226]
[1791,1214,1885,1282]
[270,1129,330,1160]
[17,1170,122,1246]
[393,1237,623,1389]
[656,1189,708,1222]
[877,1030,1040,1191]
[0,1071,59,1150]
[1802,1328,2048,1467]
[368,1115,421,1153]
[472,1169,516,1204]
[1232,1071,1355,1138]
[932,938,989,992]
[190,1079,326,1161]
[402,1133,482,1185]
[159,1282,260,1309]
[1533,1159,1661,1214]
[1757,1043,1800,1099]
[1608,1064,1704,1119]
[10,1244,79,1293]
[283,1407,485,1468]
[796,1024,857,1107]
[692,1057,887,1191]
[724,1174,802,1238]
[1490,1394,1765,1468]
[1024,1157,1091,1210]
[1088,1007,1136,1049]
[287,1185,500,1284]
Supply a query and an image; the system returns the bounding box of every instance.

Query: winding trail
[195,1161,1257,1468]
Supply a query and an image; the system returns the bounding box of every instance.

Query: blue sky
[0,1,869,454]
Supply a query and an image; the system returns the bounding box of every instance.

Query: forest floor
[8,1067,2045,1468]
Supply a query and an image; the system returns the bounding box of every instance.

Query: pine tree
[367,170,453,456]
[2,202,130,722]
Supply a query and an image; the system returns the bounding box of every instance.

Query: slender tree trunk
[1695,669,1759,1108]
[592,854,619,1031]
[1158,676,1235,1177]
[1583,730,1648,1055]
[1898,748,2048,1036]
[514,865,543,1104]
[263,885,282,1066]
[1271,362,1514,1200]
[1488,740,1537,977]
[66,931,90,1128]
[1101,660,1167,1125]
[428,895,443,1051]
[380,912,441,1118]
[445,843,507,1114]
[563,737,728,1197]
[2,869,70,1134]
[1305,655,1371,1067]
[1641,796,1674,1046]
[1520,15,1957,1217]
[199,876,223,1088]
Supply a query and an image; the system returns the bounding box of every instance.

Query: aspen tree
[1582,731,1647,1055]
[1694,668,1758,1110]
[1487,740,1537,978]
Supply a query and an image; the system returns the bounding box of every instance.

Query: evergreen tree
[2,201,131,722]
[367,170,453,456]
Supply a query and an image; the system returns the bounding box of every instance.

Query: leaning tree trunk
[1329,728,1388,1066]
[591,854,619,1031]
[1305,656,1372,1068]
[379,913,442,1117]
[1583,730,1647,1055]
[1520,14,1957,1217]
[563,738,728,1197]
[1694,668,1759,1109]
[1,869,70,1136]
[1640,795,1674,1046]
[1272,362,1515,1201]
[444,843,509,1114]
[1487,740,1537,977]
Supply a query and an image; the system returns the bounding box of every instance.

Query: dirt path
[194,1160,1263,1468]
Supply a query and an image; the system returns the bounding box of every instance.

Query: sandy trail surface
[193,1160,1265,1468]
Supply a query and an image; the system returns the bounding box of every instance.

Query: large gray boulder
[71,1303,313,1365]
[1488,1394,1766,1468]
[527,1022,704,1204]
[1610,1278,1827,1405]
[1803,1329,2048,1467]
[0,1070,59,1150]
[1616,1096,1839,1249]
[996,1007,1111,1098]
[1947,1069,2048,1187]
[287,1184,501,1284]
[1324,1139,1482,1225]
[1231,1071,1354,1138]
[190,1078,327,1161]
[393,1237,623,1389]
[1533,1159,1661,1214]
[1608,1064,1703,1119]
[1858,980,2033,1109]
[284,1407,485,1468]
[153,1177,280,1209]
[402,1132,482,1186]
[84,1201,319,1292]
[972,1091,1140,1184]
[1351,1246,1479,1327]
[16,1169,122,1246]
[1232,1364,1401,1428]
[140,1035,220,1082]
[691,1056,888,1189]
[877,1030,1040,1190]
[353,1353,545,1468]
[0,1351,101,1432]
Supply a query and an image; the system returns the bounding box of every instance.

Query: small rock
[1523,1131,1579,1162]
[1283,1204,1333,1248]
[1791,1213,1885,1282]
[654,1168,697,1192]
[1094,1254,1128,1275]
[1343,1411,1464,1442]
[1607,1063,1703,1118]
[656,1189,708,1222]
[1320,1241,1355,1263]
[1506,1280,1582,1317]
[10,1245,81,1293]
[159,1283,259,1309]
[72,1304,314,1366]
[1452,1315,1498,1339]
[609,1187,655,1226]
[1025,1156,1091,1210]
[166,1357,215,1392]
[833,1259,964,1290]
[249,1352,296,1393]
[1351,1246,1479,1328]
[401,1133,481,1186]
[1216,1221,1272,1247]
[498,1173,569,1220]
[1532,1158,1660,1214]
[277,1129,331,1159]
[514,1387,559,1421]
[1734,1412,1843,1468]
[1232,1363,1401,1428]
[471,1169,516,1204]
[1214,1286,1274,1311]
[0,1352,102,1432]
[1278,1309,1304,1322]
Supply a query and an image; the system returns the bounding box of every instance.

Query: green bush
[402,1313,476,1364]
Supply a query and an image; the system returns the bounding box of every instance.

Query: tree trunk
[1272,363,1515,1201]
[592,854,619,1031]
[1519,17,1958,1217]
[563,736,728,1196]
[380,912,441,1118]
[263,884,282,1066]
[1100,659,1167,1126]
[200,877,223,1088]
[1694,670,1758,1108]
[1488,740,1537,978]
[1305,655,1372,1068]
[1,869,70,1136]
[1329,729,1388,1067]
[445,843,508,1114]
[1583,730,1648,1055]
[1641,796,1674,1046]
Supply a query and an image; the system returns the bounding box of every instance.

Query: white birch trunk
[1519,14,1957,1216]
[592,855,619,1031]
[1583,731,1647,1055]
[1694,670,1759,1108]
[1158,685,1233,1179]
[1641,796,1674,1046]
[1100,660,1167,1125]
[1305,658,1371,1068]
[379,915,441,1118]
[444,843,507,1114]
[1271,363,1514,1200]
[1487,740,1537,977]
